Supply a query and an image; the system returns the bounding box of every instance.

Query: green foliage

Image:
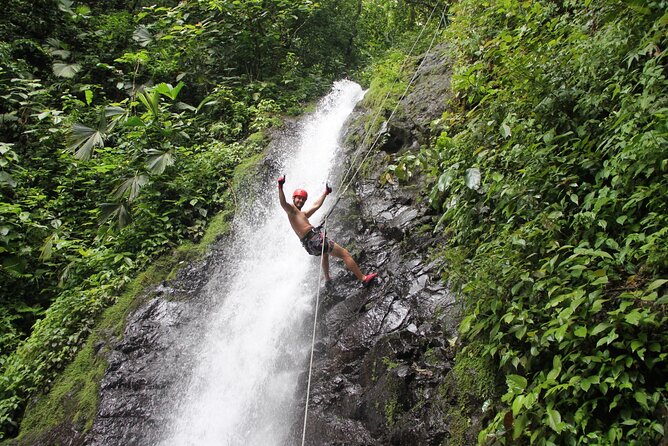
[16,340,105,439]
[0,0,450,439]
[451,345,497,408]
[433,342,497,446]
[360,50,412,115]
[387,0,668,443]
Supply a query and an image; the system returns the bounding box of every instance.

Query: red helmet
[293,188,308,199]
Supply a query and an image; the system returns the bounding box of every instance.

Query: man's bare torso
[287,206,314,239]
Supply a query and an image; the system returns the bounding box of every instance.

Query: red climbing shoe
[362,273,378,287]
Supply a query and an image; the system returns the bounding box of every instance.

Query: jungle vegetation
[1,0,667,444]
[386,0,667,444]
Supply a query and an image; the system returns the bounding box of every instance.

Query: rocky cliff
[300,44,487,445]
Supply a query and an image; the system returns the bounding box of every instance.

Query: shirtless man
[278,175,377,286]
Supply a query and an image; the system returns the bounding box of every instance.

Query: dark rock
[80,257,215,445]
[299,45,463,445]
[378,120,412,153]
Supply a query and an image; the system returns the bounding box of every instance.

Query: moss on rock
[436,342,498,446]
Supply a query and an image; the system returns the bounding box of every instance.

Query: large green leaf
[39,233,58,261]
[132,25,153,47]
[52,62,81,78]
[546,408,563,433]
[99,202,131,228]
[146,149,175,175]
[68,122,104,161]
[104,106,128,131]
[113,174,149,201]
[465,167,481,190]
[154,82,185,100]
[196,95,217,113]
[138,90,161,118]
[506,374,527,394]
[437,170,455,192]
[0,171,16,188]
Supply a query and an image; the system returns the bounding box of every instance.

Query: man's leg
[329,243,365,281]
[321,253,331,282]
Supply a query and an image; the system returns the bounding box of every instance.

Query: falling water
[160,80,365,446]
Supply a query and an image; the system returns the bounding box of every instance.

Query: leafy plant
[390,1,668,445]
[387,0,668,444]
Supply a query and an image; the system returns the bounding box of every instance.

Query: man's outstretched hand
[325,183,332,195]
[278,175,286,188]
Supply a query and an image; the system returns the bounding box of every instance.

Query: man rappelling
[277,175,378,286]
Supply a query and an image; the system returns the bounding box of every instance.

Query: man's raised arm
[304,183,332,218]
[277,175,292,213]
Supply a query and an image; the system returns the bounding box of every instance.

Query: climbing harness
[300,4,449,444]
[300,225,333,256]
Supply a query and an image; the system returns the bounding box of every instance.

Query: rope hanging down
[300,217,328,446]
[300,5,449,446]
[319,3,448,226]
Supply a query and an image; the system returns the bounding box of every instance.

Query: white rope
[300,5,449,443]
[321,3,449,224]
[335,1,443,195]
[300,217,328,446]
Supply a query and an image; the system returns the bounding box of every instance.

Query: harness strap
[300,227,318,245]
[299,225,325,246]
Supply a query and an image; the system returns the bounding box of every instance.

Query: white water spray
[161,80,365,446]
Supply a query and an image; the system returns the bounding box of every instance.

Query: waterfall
[160,80,365,446]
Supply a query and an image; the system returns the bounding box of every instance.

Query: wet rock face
[85,256,218,446]
[378,43,453,154]
[302,176,460,446]
[301,47,460,445]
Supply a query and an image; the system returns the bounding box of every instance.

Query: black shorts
[300,228,334,256]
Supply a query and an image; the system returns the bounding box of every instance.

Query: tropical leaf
[84,90,93,105]
[0,171,17,188]
[465,167,481,190]
[437,170,455,192]
[68,121,104,161]
[104,106,128,131]
[196,95,217,113]
[113,174,149,201]
[133,25,153,47]
[50,49,71,59]
[52,63,81,78]
[44,37,72,58]
[176,102,197,112]
[138,90,161,118]
[506,374,528,394]
[0,113,19,123]
[39,232,59,261]
[546,408,563,433]
[104,106,127,118]
[100,202,131,228]
[57,0,74,14]
[154,82,185,100]
[125,116,145,127]
[500,122,512,138]
[45,37,64,49]
[146,149,174,174]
